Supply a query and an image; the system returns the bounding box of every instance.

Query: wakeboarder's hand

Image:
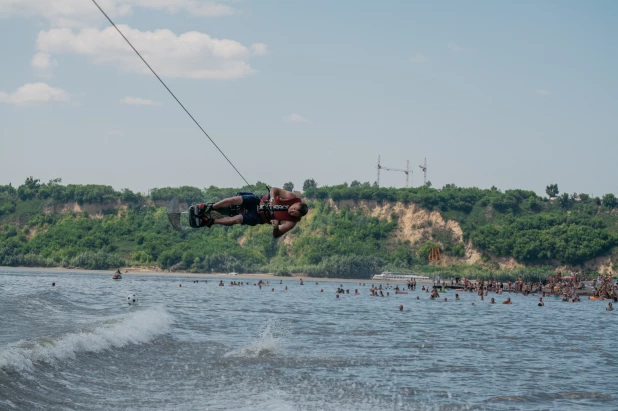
[271,219,280,227]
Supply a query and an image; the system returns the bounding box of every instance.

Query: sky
[1,0,617,197]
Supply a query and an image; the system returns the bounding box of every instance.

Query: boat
[372,272,430,281]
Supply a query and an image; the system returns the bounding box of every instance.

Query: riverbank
[0,266,436,284]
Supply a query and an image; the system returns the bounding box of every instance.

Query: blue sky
[1,0,617,197]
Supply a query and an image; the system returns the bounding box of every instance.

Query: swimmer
[455,293,460,300]
[219,280,224,286]
[607,302,614,311]
[355,289,359,295]
[399,305,403,311]
[443,298,447,302]
[502,297,512,305]
[336,294,339,299]
[52,282,55,287]
[538,297,544,307]
[490,298,495,304]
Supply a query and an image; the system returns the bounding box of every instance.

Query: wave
[224,320,286,358]
[0,307,173,372]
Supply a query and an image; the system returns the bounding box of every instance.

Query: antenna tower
[376,155,410,187]
[418,158,427,185]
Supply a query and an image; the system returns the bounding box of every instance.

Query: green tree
[559,193,571,209]
[602,193,617,208]
[283,182,294,191]
[303,179,318,190]
[546,183,559,198]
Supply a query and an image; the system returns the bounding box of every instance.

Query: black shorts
[240,194,263,226]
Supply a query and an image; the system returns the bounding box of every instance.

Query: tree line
[1,177,617,277]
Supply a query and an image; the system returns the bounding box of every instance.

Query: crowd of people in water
[430,271,617,304]
[186,271,617,311]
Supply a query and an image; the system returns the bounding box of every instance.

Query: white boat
[372,272,430,281]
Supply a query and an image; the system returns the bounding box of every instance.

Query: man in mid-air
[190,187,308,238]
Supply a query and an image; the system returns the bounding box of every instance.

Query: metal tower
[419,158,427,185]
[376,156,411,187]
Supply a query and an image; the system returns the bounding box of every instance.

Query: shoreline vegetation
[1,177,618,281]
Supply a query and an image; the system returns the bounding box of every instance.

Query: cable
[91,0,251,187]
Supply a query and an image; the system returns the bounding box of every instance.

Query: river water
[1,267,616,410]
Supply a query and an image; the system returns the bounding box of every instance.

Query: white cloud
[0,0,234,28]
[36,26,266,79]
[31,52,57,70]
[536,89,551,96]
[119,96,160,105]
[447,42,472,52]
[0,82,70,106]
[250,43,268,56]
[409,53,429,64]
[284,114,310,123]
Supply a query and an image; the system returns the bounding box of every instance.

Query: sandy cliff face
[326,200,618,272]
[328,199,509,268]
[43,201,127,218]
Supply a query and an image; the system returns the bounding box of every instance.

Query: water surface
[1,268,616,410]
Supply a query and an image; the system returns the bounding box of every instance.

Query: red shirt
[259,195,302,223]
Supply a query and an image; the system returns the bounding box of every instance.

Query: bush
[70,250,125,269]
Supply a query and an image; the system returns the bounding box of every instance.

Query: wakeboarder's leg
[212,196,243,209]
[194,196,242,219]
[212,215,243,226]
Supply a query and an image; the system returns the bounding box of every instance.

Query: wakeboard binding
[189,203,214,228]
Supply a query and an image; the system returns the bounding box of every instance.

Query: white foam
[224,320,285,358]
[0,307,173,372]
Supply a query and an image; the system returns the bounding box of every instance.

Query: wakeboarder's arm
[270,187,297,200]
[272,220,296,238]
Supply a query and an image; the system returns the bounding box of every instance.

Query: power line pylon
[419,158,427,185]
[376,155,410,187]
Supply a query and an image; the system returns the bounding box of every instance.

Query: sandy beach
[0,265,436,284]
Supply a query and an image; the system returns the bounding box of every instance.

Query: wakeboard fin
[167,197,184,232]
